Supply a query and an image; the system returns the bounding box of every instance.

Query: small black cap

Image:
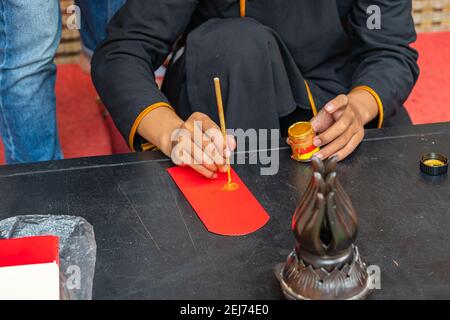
[420,153,449,176]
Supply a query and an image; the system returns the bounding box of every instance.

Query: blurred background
[0,0,449,163]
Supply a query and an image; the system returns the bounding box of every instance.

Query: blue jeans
[76,0,126,56]
[0,0,63,164]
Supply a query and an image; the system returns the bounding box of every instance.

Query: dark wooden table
[0,122,449,300]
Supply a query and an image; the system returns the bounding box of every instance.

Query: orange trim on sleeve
[141,142,159,152]
[304,80,318,116]
[240,0,246,17]
[128,102,174,152]
[352,86,384,128]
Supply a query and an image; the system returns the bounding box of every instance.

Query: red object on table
[0,235,60,300]
[0,236,59,268]
[167,167,270,236]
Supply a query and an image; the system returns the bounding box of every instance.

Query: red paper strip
[167,167,270,236]
[0,236,59,268]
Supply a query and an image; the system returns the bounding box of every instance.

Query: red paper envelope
[0,236,60,300]
[167,167,270,236]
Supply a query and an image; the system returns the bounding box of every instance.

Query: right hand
[170,112,236,179]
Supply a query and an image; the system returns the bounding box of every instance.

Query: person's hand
[170,112,236,179]
[309,89,379,161]
[137,108,236,179]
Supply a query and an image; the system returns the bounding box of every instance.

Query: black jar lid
[420,152,449,176]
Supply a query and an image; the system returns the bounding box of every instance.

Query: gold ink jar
[288,122,320,162]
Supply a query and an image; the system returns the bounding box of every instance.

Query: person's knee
[188,18,277,63]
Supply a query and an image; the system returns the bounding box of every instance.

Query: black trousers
[162,18,411,138]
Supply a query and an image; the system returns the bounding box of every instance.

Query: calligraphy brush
[213,77,238,191]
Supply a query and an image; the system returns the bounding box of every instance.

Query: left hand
[309,89,379,161]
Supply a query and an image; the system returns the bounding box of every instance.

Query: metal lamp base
[275,245,372,300]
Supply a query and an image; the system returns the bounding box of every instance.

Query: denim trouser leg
[0,0,63,164]
[76,0,126,56]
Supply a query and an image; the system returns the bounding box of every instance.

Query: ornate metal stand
[276,156,372,300]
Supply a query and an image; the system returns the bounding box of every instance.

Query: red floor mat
[0,32,449,164]
[406,32,450,124]
[55,64,114,158]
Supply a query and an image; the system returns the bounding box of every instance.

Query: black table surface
[0,122,449,300]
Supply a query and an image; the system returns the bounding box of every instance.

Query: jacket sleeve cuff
[352,85,384,128]
[128,102,174,151]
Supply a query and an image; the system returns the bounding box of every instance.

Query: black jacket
[92,0,419,151]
